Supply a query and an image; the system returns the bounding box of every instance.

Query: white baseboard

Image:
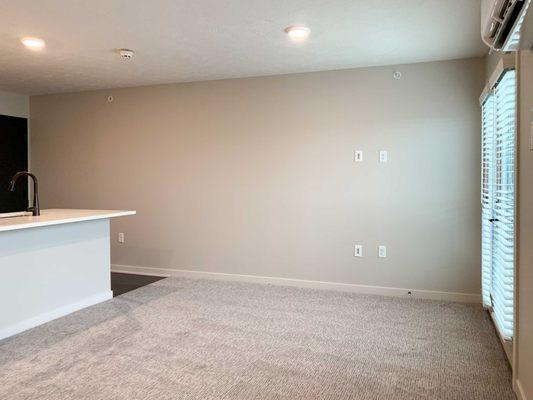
[516,379,527,400]
[111,264,481,304]
[0,290,113,341]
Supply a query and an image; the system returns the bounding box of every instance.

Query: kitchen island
[0,209,135,340]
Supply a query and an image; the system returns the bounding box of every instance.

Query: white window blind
[481,95,495,308]
[481,69,516,341]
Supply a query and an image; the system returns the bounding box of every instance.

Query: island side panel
[0,218,112,340]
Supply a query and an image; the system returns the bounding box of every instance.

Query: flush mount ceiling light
[284,26,311,41]
[21,37,45,50]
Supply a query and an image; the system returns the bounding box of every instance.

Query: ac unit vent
[482,0,529,51]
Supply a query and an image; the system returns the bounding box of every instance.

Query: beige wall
[0,90,29,118]
[485,51,502,81]
[30,57,485,295]
[516,50,533,400]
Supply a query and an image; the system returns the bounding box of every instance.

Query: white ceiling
[0,0,486,95]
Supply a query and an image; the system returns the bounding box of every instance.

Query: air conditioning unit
[481,0,530,51]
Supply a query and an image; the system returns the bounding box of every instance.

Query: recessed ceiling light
[21,37,45,50]
[284,26,311,41]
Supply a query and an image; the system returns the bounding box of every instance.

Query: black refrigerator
[0,115,28,215]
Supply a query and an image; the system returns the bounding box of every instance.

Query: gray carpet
[0,278,515,399]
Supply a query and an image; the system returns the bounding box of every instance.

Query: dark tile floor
[111,272,166,297]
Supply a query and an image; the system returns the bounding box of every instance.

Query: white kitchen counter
[0,209,136,232]
[0,208,135,340]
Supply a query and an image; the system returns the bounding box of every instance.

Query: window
[481,69,516,341]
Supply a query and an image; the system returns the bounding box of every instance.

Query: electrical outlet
[354,244,363,257]
[379,150,388,163]
[354,150,363,162]
[378,245,387,258]
[118,232,125,244]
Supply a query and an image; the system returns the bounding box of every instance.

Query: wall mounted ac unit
[481,0,530,51]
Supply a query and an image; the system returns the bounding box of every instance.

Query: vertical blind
[481,69,516,341]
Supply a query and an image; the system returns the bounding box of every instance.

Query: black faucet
[8,171,40,216]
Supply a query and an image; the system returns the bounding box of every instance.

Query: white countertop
[0,209,136,232]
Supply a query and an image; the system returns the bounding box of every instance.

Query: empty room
[1,0,532,399]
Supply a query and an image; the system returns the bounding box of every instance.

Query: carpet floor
[0,278,515,400]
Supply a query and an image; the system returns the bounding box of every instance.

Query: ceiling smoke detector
[117,49,135,60]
